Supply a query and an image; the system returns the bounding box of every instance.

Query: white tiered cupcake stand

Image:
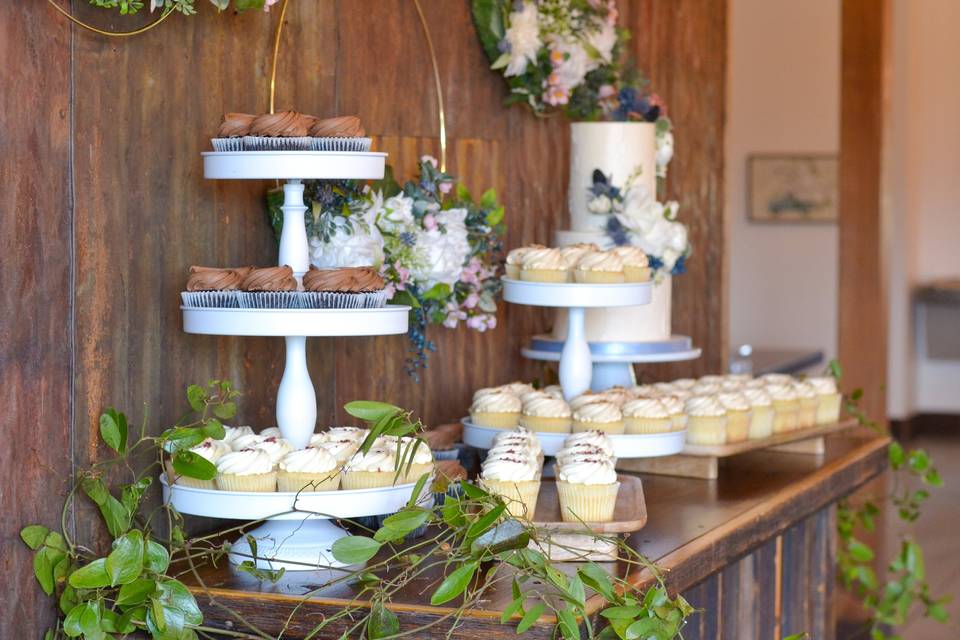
[163,150,427,570]
[461,277,687,458]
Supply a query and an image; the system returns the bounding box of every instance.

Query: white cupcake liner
[302,290,387,309]
[180,291,240,309]
[211,137,245,152]
[238,291,305,309]
[310,137,372,152]
[242,136,312,151]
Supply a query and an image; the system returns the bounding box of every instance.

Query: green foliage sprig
[86,0,273,16]
[829,360,952,638]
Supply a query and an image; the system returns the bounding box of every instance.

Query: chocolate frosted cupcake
[239,265,303,309]
[211,113,256,151]
[243,110,312,151]
[302,266,386,309]
[181,266,252,308]
[308,115,372,152]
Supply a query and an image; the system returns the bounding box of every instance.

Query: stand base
[228,517,353,570]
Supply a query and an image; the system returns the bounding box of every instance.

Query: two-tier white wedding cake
[552,121,673,343]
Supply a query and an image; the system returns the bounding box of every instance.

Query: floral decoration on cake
[267,157,504,376]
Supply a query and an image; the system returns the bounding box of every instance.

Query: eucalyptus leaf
[331,536,382,565]
[579,563,617,602]
[376,509,430,542]
[430,561,478,605]
[500,596,523,623]
[516,602,546,634]
[344,400,402,423]
[367,601,400,639]
[557,607,581,640]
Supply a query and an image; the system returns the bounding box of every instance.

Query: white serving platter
[181,305,410,337]
[461,418,686,458]
[502,278,652,308]
[202,150,387,180]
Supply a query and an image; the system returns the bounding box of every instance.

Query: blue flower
[671,254,687,276]
[400,231,417,247]
[648,255,664,270]
[605,217,630,246]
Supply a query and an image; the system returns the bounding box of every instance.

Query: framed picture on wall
[747,154,838,223]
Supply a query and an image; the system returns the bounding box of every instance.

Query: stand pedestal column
[276,336,316,449]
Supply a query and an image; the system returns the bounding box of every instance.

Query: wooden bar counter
[183,431,888,639]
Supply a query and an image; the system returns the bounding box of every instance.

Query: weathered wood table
[183,431,888,639]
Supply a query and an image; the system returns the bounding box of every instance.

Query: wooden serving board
[529,475,646,562]
[618,419,858,480]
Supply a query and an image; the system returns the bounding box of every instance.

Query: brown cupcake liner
[310,137,373,152]
[241,136,313,151]
[237,291,305,309]
[181,291,240,309]
[301,290,387,310]
[211,137,245,152]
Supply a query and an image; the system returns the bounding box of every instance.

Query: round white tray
[202,150,387,180]
[160,474,423,521]
[502,278,652,308]
[461,419,686,458]
[182,305,410,337]
[522,346,702,364]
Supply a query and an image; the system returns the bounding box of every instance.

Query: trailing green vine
[23,381,693,639]
[830,360,953,638]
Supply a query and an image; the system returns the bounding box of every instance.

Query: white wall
[888,0,960,417]
[726,1,840,363]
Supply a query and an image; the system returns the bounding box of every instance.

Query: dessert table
[180,430,887,639]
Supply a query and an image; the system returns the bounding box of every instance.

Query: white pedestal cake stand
[501,278,652,400]
[168,150,418,570]
[521,335,702,390]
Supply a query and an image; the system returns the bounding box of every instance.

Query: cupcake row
[165,425,433,493]
[212,111,371,152]
[468,373,842,446]
[181,265,387,310]
[505,243,651,284]
[478,429,620,523]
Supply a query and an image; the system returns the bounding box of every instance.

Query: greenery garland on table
[266,157,506,378]
[85,0,278,15]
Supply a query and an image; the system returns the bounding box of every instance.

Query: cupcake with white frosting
[623,397,672,434]
[215,448,276,492]
[672,378,697,390]
[793,380,819,429]
[598,386,634,407]
[542,384,565,399]
[560,243,600,274]
[493,428,544,465]
[659,395,688,431]
[314,438,362,465]
[574,250,625,284]
[767,383,799,433]
[572,401,625,434]
[684,395,728,446]
[717,392,751,443]
[341,447,403,489]
[479,454,541,519]
[742,387,774,439]
[501,381,536,397]
[611,246,651,283]
[252,437,294,465]
[808,376,842,424]
[569,391,606,411]
[519,396,572,433]
[259,427,282,438]
[555,456,620,523]
[562,430,614,458]
[277,446,341,492]
[167,438,232,490]
[505,245,544,280]
[761,373,793,385]
[470,389,522,429]
[221,425,255,447]
[520,247,568,283]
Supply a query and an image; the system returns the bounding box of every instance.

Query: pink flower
[549,49,565,66]
[598,84,616,99]
[443,314,460,329]
[544,85,570,106]
[466,315,487,332]
[438,181,453,195]
[463,293,480,309]
[423,214,438,231]
[264,0,281,11]
[485,315,498,330]
[383,283,396,299]
[460,269,479,285]
[420,154,438,168]
[606,5,619,25]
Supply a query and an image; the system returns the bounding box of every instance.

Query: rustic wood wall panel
[4,1,726,630]
[1,3,73,636]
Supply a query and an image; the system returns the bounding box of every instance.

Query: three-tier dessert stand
[163,150,428,570]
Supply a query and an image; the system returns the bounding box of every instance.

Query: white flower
[587,22,617,64]
[377,193,415,233]
[410,208,470,289]
[549,36,594,91]
[587,194,612,215]
[656,131,674,178]
[310,216,384,269]
[504,2,541,77]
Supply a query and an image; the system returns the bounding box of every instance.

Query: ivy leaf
[908,449,930,473]
[202,418,226,440]
[516,602,546,634]
[625,616,660,639]
[99,409,127,454]
[33,548,56,595]
[375,509,430,543]
[173,450,217,481]
[106,530,145,586]
[888,442,905,469]
[212,403,236,421]
[367,601,400,639]
[828,359,843,381]
[69,558,111,589]
[186,384,206,412]
[848,539,875,563]
[63,601,104,639]
[479,188,498,210]
[600,605,644,620]
[579,564,617,602]
[21,524,49,550]
[331,536,382,565]
[144,540,170,574]
[344,401,402,423]
[486,205,505,227]
[421,283,451,302]
[117,578,156,607]
[924,468,943,487]
[430,561,478,605]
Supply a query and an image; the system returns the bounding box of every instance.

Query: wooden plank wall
[2,0,726,634]
[680,507,837,640]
